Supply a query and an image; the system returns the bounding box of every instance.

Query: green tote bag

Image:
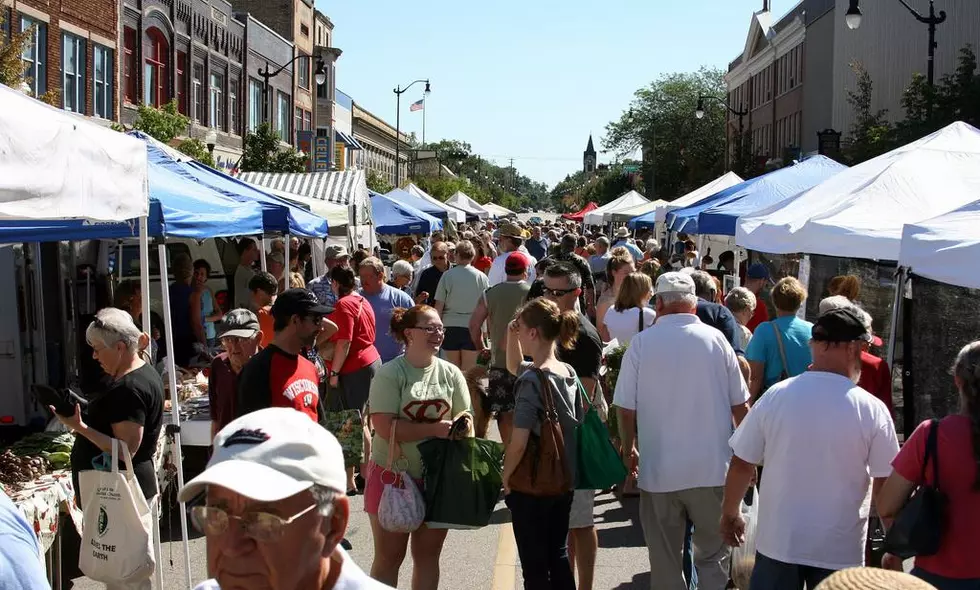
[575,378,628,490]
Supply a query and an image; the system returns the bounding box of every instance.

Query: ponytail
[557,310,579,350]
[390,304,436,345]
[952,340,980,489]
[516,298,580,348]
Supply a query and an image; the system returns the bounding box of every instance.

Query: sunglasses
[191,504,318,543]
[543,287,577,297]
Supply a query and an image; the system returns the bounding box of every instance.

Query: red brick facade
[5,0,118,120]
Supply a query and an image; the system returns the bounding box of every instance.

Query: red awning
[561,202,598,222]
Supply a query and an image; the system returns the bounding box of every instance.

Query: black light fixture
[205,129,218,156]
[314,60,327,86]
[845,0,862,29]
[695,96,706,120]
[393,78,431,186]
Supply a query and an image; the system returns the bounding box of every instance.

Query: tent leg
[733,249,742,287]
[260,236,268,272]
[885,268,905,373]
[157,243,193,590]
[284,234,290,283]
[139,217,151,336]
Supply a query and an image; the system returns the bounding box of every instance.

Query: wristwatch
[329,370,340,378]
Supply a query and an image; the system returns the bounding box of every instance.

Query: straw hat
[814,568,936,590]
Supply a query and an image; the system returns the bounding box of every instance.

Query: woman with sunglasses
[366,305,472,589]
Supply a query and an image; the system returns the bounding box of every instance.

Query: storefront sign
[314,137,331,172]
[297,131,314,172]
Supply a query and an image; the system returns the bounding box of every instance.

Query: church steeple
[583,135,597,175]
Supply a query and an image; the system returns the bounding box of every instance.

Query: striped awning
[336,130,363,150]
[234,169,372,226]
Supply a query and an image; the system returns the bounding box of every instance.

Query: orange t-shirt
[258,306,274,348]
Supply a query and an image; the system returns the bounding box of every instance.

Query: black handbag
[883,418,947,559]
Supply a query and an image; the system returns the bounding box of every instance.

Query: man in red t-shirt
[744,263,772,333]
[235,289,330,422]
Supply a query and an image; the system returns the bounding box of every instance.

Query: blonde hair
[614,273,653,312]
[288,272,306,289]
[771,276,808,312]
[517,298,579,349]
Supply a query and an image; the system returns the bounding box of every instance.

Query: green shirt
[368,356,472,478]
[485,280,531,368]
[434,264,490,328]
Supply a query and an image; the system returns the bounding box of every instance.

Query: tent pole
[733,249,742,287]
[284,234,290,284]
[157,243,193,590]
[886,268,905,374]
[117,240,123,284]
[260,236,268,272]
[138,217,151,336]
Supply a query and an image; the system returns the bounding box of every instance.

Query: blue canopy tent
[371,192,443,234]
[385,188,452,220]
[697,156,848,236]
[667,156,845,234]
[129,131,328,238]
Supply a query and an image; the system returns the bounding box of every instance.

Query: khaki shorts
[569,489,595,529]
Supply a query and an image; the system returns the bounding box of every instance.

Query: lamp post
[205,129,218,159]
[696,94,750,171]
[845,0,946,116]
[258,57,327,127]
[393,79,430,187]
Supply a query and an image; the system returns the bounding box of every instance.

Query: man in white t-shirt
[614,272,750,590]
[487,222,537,286]
[179,408,392,590]
[721,306,900,590]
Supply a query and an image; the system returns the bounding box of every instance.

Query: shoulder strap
[637,307,648,334]
[532,367,557,417]
[771,321,790,377]
[922,418,941,489]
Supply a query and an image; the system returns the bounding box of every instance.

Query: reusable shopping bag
[377,420,425,533]
[418,435,504,529]
[575,378,627,490]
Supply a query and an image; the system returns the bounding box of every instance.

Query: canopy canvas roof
[737,122,980,260]
[899,199,980,290]
[371,191,442,234]
[583,190,650,225]
[446,191,491,219]
[562,202,598,221]
[0,83,148,221]
[482,202,516,218]
[236,170,371,226]
[386,188,451,220]
[606,199,669,223]
[632,172,743,228]
[405,183,467,223]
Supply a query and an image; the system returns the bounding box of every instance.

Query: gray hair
[656,291,698,308]
[691,271,717,301]
[454,239,476,261]
[544,262,582,289]
[645,239,660,252]
[309,484,340,518]
[87,307,142,353]
[595,236,609,248]
[359,256,385,277]
[818,295,853,315]
[391,260,414,279]
[725,287,757,314]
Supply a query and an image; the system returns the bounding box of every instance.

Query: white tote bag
[377,420,425,534]
[78,439,156,585]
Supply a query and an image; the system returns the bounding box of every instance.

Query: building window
[20,16,46,96]
[2,8,12,40]
[229,78,239,135]
[176,51,188,115]
[192,63,205,123]
[144,28,169,107]
[294,106,303,138]
[304,109,312,132]
[296,54,309,89]
[210,70,225,130]
[277,92,290,142]
[248,78,262,132]
[93,44,113,119]
[123,27,137,103]
[300,23,309,37]
[62,33,86,113]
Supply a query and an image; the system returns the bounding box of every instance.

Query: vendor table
[165,394,212,447]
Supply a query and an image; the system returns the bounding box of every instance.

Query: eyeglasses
[543,287,577,297]
[410,325,445,335]
[190,503,318,543]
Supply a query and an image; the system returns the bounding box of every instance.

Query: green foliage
[240,123,307,173]
[0,12,57,105]
[131,100,189,143]
[843,61,895,164]
[366,170,393,194]
[176,138,215,168]
[602,67,728,202]
[549,163,643,212]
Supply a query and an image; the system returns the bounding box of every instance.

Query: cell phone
[448,415,469,439]
[33,384,76,417]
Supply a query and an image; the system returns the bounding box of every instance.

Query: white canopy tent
[737,122,980,261]
[899,199,980,290]
[655,172,743,223]
[446,191,491,219]
[583,190,650,226]
[405,183,467,223]
[606,199,669,223]
[483,202,516,218]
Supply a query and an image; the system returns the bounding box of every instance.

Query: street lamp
[695,94,750,169]
[845,0,862,30]
[205,129,218,157]
[393,79,431,187]
[258,57,327,124]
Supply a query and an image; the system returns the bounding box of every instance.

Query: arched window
[143,28,170,107]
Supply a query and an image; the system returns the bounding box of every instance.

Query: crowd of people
[5,214,978,590]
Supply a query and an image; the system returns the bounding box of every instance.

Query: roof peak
[585,134,596,154]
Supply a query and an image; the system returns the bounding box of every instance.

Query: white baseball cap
[178,407,346,503]
[655,271,696,295]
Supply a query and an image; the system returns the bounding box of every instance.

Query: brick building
[2,0,118,120]
[238,12,292,143]
[313,8,342,170]
[119,0,246,167]
[352,101,409,187]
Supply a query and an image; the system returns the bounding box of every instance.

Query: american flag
[410,99,424,112]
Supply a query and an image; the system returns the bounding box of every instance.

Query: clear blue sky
[317,0,799,188]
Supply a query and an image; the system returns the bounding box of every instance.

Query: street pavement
[516,211,560,225]
[68,423,652,590]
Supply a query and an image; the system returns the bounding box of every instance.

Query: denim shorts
[442,327,477,351]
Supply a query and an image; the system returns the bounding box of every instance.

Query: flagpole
[422,95,426,146]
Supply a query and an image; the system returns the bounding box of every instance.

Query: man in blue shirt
[691,270,743,355]
[525,225,549,260]
[0,490,49,589]
[358,257,414,363]
[612,227,644,262]
[308,245,351,313]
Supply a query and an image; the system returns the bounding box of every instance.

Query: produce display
[0,432,74,491]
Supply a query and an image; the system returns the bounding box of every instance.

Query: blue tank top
[201,289,216,340]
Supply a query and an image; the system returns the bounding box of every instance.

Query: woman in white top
[602,272,655,346]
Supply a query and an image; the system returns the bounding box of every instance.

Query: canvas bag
[377,420,426,533]
[508,368,572,496]
[78,439,155,585]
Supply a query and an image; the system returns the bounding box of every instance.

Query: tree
[604,67,728,201]
[240,123,307,173]
[843,61,894,164]
[131,100,188,143]
[366,170,393,194]
[0,11,57,105]
[175,138,215,168]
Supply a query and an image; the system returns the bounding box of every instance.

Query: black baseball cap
[811,307,873,343]
[271,288,330,321]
